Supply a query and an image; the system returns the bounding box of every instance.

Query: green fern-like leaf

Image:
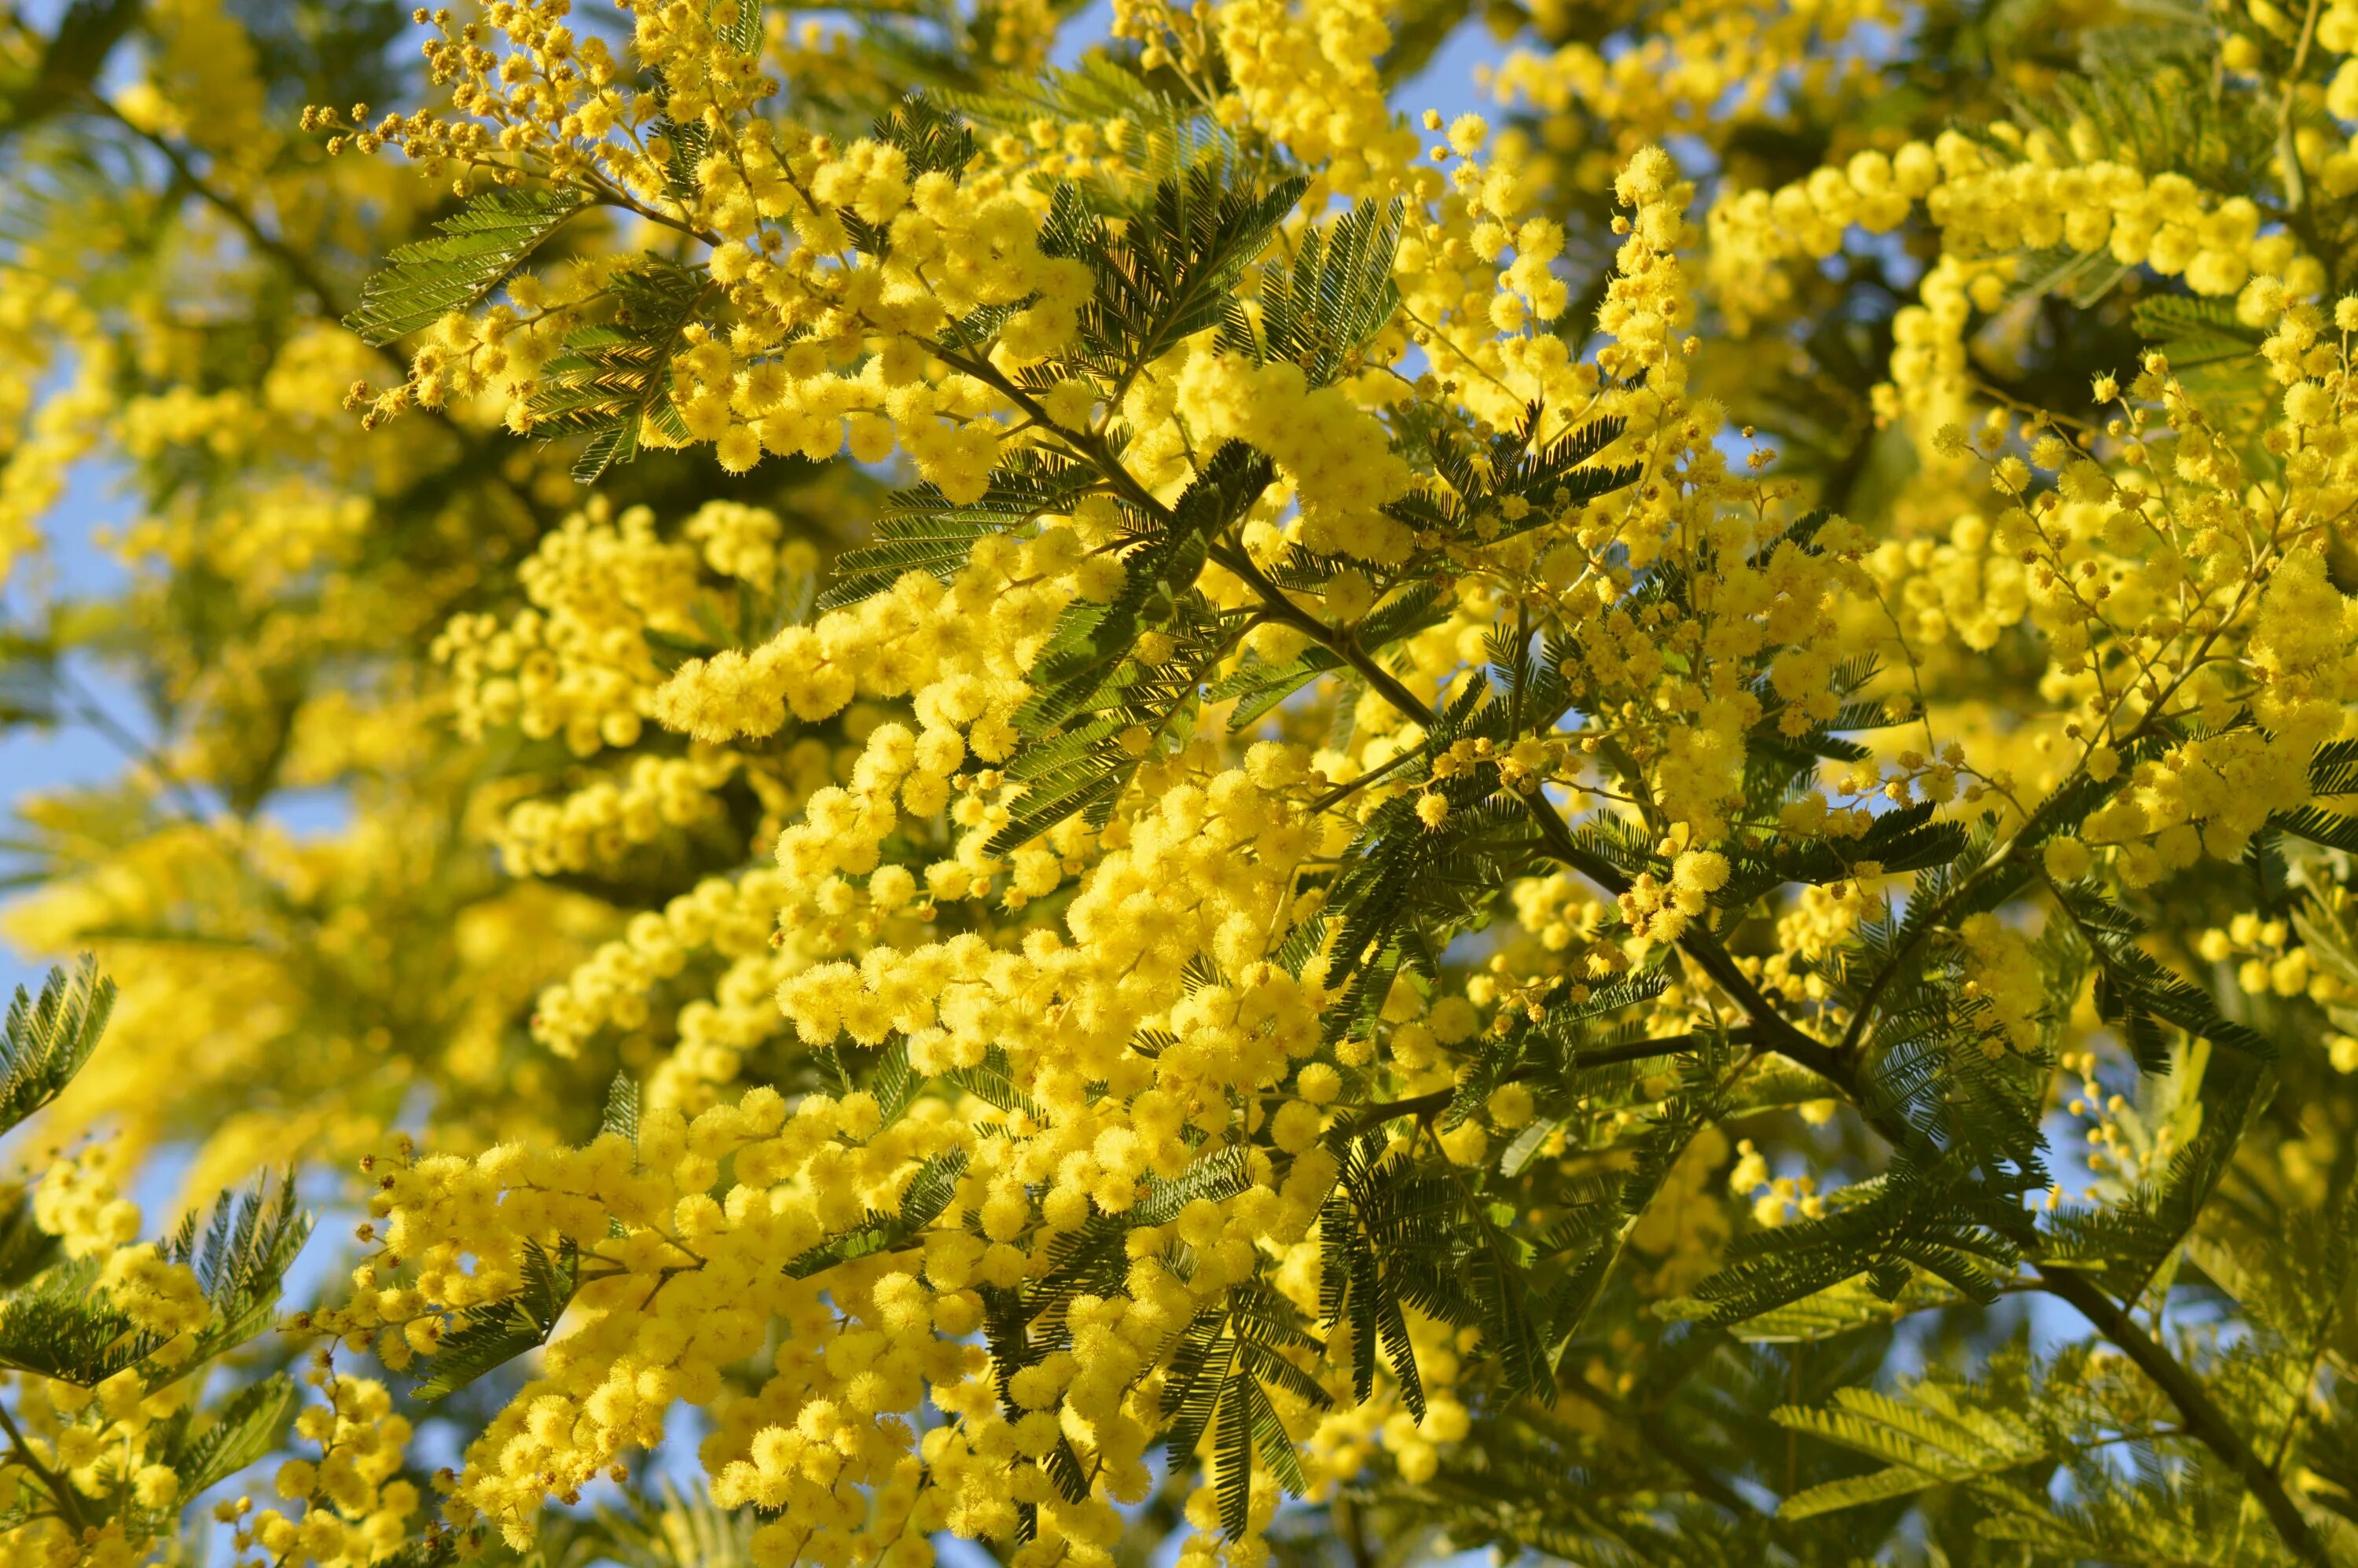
[0,956,112,1135]
[413,1237,578,1399]
[2040,1062,2256,1302]
[171,1170,312,1355]
[872,92,979,180]
[167,1371,296,1497]
[1220,196,1402,386]
[2054,885,2273,1070]
[571,1481,758,1568]
[1320,1133,1453,1419]
[525,259,708,482]
[0,1255,149,1383]
[984,445,1270,855]
[782,1148,968,1280]
[1162,1282,1332,1539]
[600,1072,641,1148]
[2272,803,2358,855]
[346,187,587,346]
[818,450,1096,611]
[1041,164,1308,384]
[946,55,1222,196]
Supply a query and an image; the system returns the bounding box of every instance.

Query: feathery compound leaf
[898,1146,969,1229]
[1224,196,1402,385]
[1203,645,1339,729]
[1014,442,1270,729]
[944,1045,1049,1124]
[2308,736,2358,795]
[1162,1283,1330,1539]
[414,1238,579,1399]
[1320,1133,1453,1419]
[985,446,1269,854]
[581,1481,758,1568]
[1777,1463,1959,1519]
[0,956,112,1134]
[0,1256,150,1383]
[1043,164,1309,380]
[1493,412,1638,512]
[946,53,1177,139]
[1720,1276,1916,1342]
[820,450,1096,610]
[0,1175,305,1386]
[0,629,57,728]
[600,1073,641,1148]
[1208,580,1450,728]
[1689,1154,2032,1325]
[525,259,707,482]
[871,92,979,180]
[2040,1064,2256,1301]
[173,1170,311,1353]
[1757,802,1971,894]
[346,188,587,346]
[2271,803,2358,854]
[1773,1373,2052,1518]
[2054,885,2273,1070]
[819,512,993,609]
[2131,294,2268,371]
[1020,1146,1251,1339]
[784,1148,968,1279]
[168,1371,296,1496]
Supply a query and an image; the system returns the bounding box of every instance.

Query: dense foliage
[6,0,2358,1562]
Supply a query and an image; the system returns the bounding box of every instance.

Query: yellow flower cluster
[2198,912,2358,1070]
[1956,913,2044,1057]
[492,746,743,877]
[1189,0,1419,195]
[0,1140,329,1568]
[1706,132,2323,340]
[97,1244,210,1342]
[234,1368,419,1566]
[0,274,108,590]
[326,2,1116,496]
[1490,0,1891,158]
[32,1144,144,1258]
[1171,351,1415,563]
[436,499,781,755]
[530,867,789,1059]
[5,1364,197,1568]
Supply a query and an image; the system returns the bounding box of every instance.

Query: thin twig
[2037,1267,2331,1568]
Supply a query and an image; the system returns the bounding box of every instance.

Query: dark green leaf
[414,1238,578,1399]
[525,259,708,483]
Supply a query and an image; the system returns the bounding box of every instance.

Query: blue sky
[1,462,141,998]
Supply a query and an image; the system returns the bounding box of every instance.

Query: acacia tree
[4,0,2358,1562]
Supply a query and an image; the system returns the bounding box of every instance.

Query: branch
[1305,740,1429,815]
[1555,1375,1775,1525]
[1347,1031,1732,1130]
[936,328,1864,1109]
[89,97,542,514]
[2037,1268,2334,1568]
[97,100,351,312]
[0,1397,85,1533]
[1835,583,2254,1066]
[1213,549,1863,1097]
